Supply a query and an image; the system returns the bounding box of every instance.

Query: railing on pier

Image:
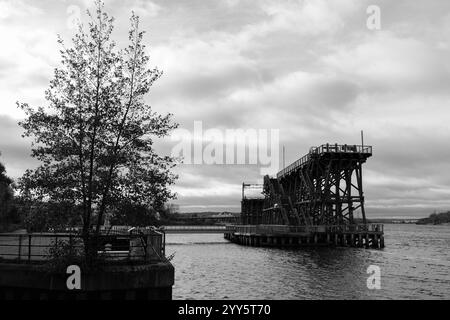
[160,225,227,233]
[277,144,373,179]
[0,229,166,264]
[227,224,383,235]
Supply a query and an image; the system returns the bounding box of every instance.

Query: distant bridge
[160,225,227,234]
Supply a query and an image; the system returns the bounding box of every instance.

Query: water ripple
[168,224,450,299]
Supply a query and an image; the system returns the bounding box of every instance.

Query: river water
[166,224,450,300]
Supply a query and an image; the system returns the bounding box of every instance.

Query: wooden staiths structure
[230,142,383,249]
[261,143,372,227]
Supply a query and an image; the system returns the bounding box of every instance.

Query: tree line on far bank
[416,211,450,225]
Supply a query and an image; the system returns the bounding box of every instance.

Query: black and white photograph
[0,0,449,306]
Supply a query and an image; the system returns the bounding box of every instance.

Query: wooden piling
[226,224,384,249]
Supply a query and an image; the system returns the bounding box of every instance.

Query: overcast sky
[1,0,450,217]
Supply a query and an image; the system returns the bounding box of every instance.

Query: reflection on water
[166,224,450,299]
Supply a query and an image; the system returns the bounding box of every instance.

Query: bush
[22,201,81,232]
[44,237,106,273]
[44,238,84,272]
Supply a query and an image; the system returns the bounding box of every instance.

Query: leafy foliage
[44,238,84,272]
[23,201,82,233]
[44,237,106,273]
[0,154,18,227]
[109,201,160,227]
[16,1,178,245]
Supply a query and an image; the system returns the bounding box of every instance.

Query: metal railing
[160,225,227,233]
[277,144,372,178]
[162,225,227,230]
[0,229,166,264]
[227,224,383,235]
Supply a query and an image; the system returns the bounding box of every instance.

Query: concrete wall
[0,261,174,300]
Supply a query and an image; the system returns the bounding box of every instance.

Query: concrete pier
[0,262,174,300]
[0,230,174,300]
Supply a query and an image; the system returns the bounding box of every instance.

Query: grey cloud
[0,115,36,179]
[2,0,450,217]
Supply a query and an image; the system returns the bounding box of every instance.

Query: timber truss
[262,143,372,226]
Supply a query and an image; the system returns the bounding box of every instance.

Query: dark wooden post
[18,235,22,261]
[27,235,31,263]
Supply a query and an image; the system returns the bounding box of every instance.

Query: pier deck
[224,224,384,248]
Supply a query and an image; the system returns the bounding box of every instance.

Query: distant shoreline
[415,211,450,225]
[416,222,450,226]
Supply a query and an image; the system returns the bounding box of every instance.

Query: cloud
[151,38,260,101]
[130,0,161,17]
[1,0,450,216]
[0,115,37,179]
[0,0,42,19]
[322,31,450,95]
[0,19,60,118]
[228,71,360,118]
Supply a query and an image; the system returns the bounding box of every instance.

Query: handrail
[0,231,166,264]
[277,144,372,178]
[161,225,227,231]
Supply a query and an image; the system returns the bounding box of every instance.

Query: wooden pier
[226,143,385,249]
[224,224,384,248]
